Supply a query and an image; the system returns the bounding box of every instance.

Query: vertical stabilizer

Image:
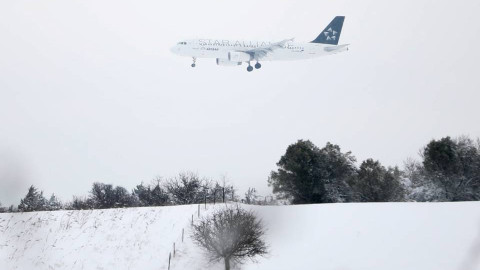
[311,16,345,45]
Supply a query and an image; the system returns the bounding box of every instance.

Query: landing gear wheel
[191,63,196,67]
[255,62,261,69]
[191,57,196,67]
[247,65,253,72]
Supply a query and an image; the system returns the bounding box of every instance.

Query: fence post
[173,242,176,257]
[168,252,171,270]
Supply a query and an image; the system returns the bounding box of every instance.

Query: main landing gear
[191,57,196,67]
[247,61,261,72]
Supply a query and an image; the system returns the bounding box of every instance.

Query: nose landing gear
[191,57,196,67]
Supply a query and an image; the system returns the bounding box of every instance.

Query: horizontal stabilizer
[324,44,349,52]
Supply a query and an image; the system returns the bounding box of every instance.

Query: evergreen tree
[150,184,169,205]
[133,183,152,206]
[269,140,356,204]
[349,159,405,202]
[133,182,169,206]
[47,194,63,211]
[18,185,47,212]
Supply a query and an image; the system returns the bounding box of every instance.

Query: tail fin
[311,16,345,45]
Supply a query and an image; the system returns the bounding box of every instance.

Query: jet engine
[228,51,252,62]
[216,58,242,66]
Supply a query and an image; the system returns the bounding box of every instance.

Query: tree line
[268,136,480,204]
[0,172,237,213]
[1,135,479,213]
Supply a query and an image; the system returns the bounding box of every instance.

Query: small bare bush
[191,206,268,270]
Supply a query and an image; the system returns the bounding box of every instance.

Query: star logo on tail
[323,27,337,41]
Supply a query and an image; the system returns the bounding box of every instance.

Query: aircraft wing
[243,38,293,60]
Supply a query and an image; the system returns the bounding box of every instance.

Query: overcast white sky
[1,0,479,206]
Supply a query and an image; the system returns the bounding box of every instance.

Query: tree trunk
[224,257,230,270]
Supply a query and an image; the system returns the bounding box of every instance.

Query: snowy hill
[1,203,480,270]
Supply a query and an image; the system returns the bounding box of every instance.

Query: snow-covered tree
[422,136,480,201]
[403,158,444,201]
[18,185,47,212]
[209,181,236,204]
[402,136,480,201]
[244,188,258,204]
[47,194,63,211]
[0,201,5,213]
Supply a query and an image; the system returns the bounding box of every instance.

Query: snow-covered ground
[1,202,479,270]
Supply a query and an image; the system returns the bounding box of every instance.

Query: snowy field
[1,202,480,270]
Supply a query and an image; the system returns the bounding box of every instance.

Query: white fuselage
[171,39,348,62]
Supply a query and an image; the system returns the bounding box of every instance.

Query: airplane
[170,16,348,72]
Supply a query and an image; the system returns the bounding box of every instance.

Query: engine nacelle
[228,51,252,62]
[216,58,242,66]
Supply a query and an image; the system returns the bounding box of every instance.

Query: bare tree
[191,206,268,270]
[165,172,206,205]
